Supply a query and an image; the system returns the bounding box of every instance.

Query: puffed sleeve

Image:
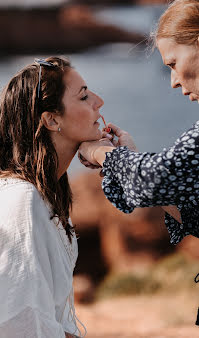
[102,120,199,245]
[0,181,67,338]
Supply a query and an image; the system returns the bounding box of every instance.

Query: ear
[41,111,60,132]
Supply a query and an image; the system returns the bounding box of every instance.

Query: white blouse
[0,178,86,338]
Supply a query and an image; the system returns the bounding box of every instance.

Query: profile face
[157,37,199,103]
[60,69,104,143]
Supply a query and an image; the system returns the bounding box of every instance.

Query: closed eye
[167,63,176,69]
[81,95,88,101]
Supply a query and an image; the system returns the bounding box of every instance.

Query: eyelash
[168,63,175,69]
[81,95,88,101]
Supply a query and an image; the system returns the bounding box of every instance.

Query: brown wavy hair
[0,56,74,241]
[152,0,199,46]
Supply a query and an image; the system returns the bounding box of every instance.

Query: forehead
[157,38,178,62]
[157,37,198,64]
[64,69,86,94]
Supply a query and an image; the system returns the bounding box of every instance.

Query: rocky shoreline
[0,4,146,56]
[71,170,199,286]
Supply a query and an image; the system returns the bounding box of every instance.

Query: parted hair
[0,56,74,241]
[153,0,199,45]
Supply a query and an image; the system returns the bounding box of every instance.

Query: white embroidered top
[0,178,86,338]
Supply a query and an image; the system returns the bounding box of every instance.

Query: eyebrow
[78,86,87,94]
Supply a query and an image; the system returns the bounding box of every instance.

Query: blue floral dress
[102,120,199,246]
[102,120,199,326]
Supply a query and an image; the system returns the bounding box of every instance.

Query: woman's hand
[78,138,115,167]
[65,333,80,338]
[103,123,138,152]
[78,123,138,168]
[78,152,101,169]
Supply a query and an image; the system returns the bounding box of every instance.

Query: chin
[96,129,102,139]
[81,130,102,143]
[92,129,102,140]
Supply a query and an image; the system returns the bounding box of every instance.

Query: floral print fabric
[102,120,199,245]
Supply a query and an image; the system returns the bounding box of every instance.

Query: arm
[79,125,182,222]
[91,147,182,222]
[101,121,199,244]
[94,148,183,223]
[101,120,199,211]
[79,121,199,244]
[93,145,115,166]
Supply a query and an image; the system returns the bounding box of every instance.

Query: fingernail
[106,134,112,139]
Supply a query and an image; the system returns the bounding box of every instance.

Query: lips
[189,94,198,101]
[94,115,101,124]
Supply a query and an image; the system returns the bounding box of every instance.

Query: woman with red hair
[79,0,199,324]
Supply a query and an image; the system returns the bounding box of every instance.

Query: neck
[55,138,79,180]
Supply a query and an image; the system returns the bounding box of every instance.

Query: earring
[58,127,61,132]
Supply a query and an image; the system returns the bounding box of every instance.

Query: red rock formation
[0,5,145,56]
[59,5,145,47]
[137,0,168,4]
[73,0,168,4]
[70,170,177,281]
[177,236,199,261]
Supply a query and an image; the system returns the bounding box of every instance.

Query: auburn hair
[153,0,199,46]
[0,56,74,241]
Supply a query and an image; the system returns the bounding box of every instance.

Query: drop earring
[58,127,61,132]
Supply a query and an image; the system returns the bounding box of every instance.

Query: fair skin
[42,69,104,338]
[157,37,199,101]
[41,68,104,179]
[79,37,199,224]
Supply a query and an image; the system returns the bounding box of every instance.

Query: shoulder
[0,177,42,205]
[0,177,50,225]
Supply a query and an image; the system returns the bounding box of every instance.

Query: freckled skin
[158,38,199,101]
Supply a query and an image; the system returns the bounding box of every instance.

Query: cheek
[62,105,95,139]
[65,103,90,126]
[64,112,88,135]
[61,100,101,141]
[180,56,199,92]
[73,109,93,129]
[182,69,199,95]
[182,66,196,82]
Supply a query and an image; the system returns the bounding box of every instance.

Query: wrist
[93,146,116,166]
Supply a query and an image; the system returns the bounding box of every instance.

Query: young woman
[79,0,199,251]
[0,56,104,337]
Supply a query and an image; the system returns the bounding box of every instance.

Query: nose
[182,88,190,96]
[171,70,181,89]
[93,92,104,109]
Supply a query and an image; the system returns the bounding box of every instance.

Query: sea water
[0,5,198,174]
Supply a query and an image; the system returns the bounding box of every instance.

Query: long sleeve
[0,180,68,338]
[102,120,199,245]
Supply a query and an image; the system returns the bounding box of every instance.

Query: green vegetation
[96,253,199,300]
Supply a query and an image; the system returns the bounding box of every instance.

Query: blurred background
[1,0,199,337]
